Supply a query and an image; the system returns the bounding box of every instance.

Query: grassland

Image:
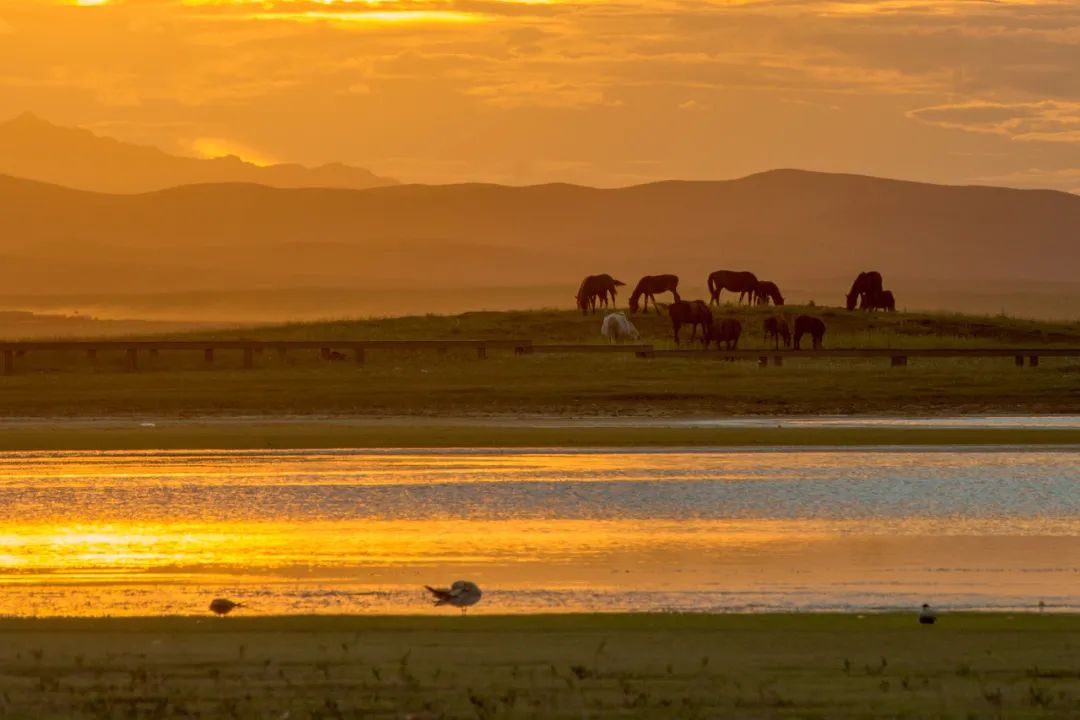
[0,614,1076,718]
[0,307,1078,419]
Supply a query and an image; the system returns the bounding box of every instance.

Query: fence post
[1015,355,1024,367]
[204,348,214,364]
[1028,355,1039,367]
[890,355,908,367]
[243,347,254,370]
[354,348,365,365]
[2,349,13,376]
[126,348,138,372]
[476,344,487,359]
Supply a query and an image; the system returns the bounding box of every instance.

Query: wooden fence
[0,339,532,375]
[1,340,1078,374]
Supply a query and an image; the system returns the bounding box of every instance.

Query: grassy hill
[0,307,1077,419]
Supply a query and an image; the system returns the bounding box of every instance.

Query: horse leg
[673,322,680,345]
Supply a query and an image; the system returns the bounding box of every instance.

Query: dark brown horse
[793,315,825,350]
[763,316,791,349]
[708,270,758,305]
[708,318,742,350]
[753,281,785,306]
[862,289,896,312]
[630,274,680,314]
[846,271,883,311]
[669,299,712,345]
[575,274,625,315]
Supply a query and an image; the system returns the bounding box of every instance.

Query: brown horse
[753,281,785,306]
[846,271,883,311]
[763,316,791,349]
[793,315,825,350]
[707,270,758,305]
[708,318,742,350]
[669,299,712,345]
[862,289,896,312]
[630,274,680,314]
[575,274,625,315]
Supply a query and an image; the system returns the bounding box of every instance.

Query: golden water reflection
[0,449,1076,615]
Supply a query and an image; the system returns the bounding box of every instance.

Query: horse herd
[580,270,897,350]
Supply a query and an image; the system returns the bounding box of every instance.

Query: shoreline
[0,417,1077,450]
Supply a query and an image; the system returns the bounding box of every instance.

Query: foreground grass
[0,614,1076,718]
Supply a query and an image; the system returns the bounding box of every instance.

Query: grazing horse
[862,289,896,312]
[669,299,712,345]
[629,274,680,314]
[754,281,785,306]
[600,312,640,343]
[846,271,883,311]
[709,318,742,350]
[793,315,826,350]
[763,316,791,349]
[708,270,758,305]
[576,274,625,315]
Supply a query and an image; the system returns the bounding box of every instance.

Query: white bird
[918,603,937,625]
[425,581,482,615]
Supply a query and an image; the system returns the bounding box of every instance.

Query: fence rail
[1,340,1078,374]
[0,339,532,375]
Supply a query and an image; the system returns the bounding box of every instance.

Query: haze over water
[0,446,1076,616]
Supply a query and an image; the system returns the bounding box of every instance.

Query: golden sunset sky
[1,0,1078,189]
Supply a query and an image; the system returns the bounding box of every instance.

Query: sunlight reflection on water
[0,448,1076,616]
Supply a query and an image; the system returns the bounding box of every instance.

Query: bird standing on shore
[209,598,242,616]
[918,603,937,625]
[425,581,482,615]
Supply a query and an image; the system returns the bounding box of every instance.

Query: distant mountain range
[1,169,1078,307]
[0,113,397,193]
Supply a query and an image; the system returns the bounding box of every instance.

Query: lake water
[0,447,1076,616]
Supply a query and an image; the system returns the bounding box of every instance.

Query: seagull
[918,603,937,625]
[209,598,242,616]
[424,581,482,615]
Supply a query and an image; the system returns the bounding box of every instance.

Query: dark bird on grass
[918,604,937,625]
[425,580,482,615]
[209,598,242,616]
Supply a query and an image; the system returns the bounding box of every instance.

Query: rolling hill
[0,169,1078,318]
[0,113,397,193]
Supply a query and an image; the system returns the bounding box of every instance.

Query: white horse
[600,312,640,343]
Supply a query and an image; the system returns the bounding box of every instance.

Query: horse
[793,315,826,350]
[629,274,680,314]
[575,274,625,315]
[707,270,758,305]
[600,312,640,343]
[845,271,883,311]
[753,281,785,306]
[763,316,791,350]
[862,289,896,312]
[669,299,712,345]
[708,318,742,350]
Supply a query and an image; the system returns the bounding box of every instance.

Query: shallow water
[0,448,1076,615]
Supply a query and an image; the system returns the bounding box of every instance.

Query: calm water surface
[0,448,1076,615]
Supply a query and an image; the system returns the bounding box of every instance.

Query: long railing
[1,340,1077,374]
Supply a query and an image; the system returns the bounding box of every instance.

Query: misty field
[0,307,1078,418]
[0,614,1076,719]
